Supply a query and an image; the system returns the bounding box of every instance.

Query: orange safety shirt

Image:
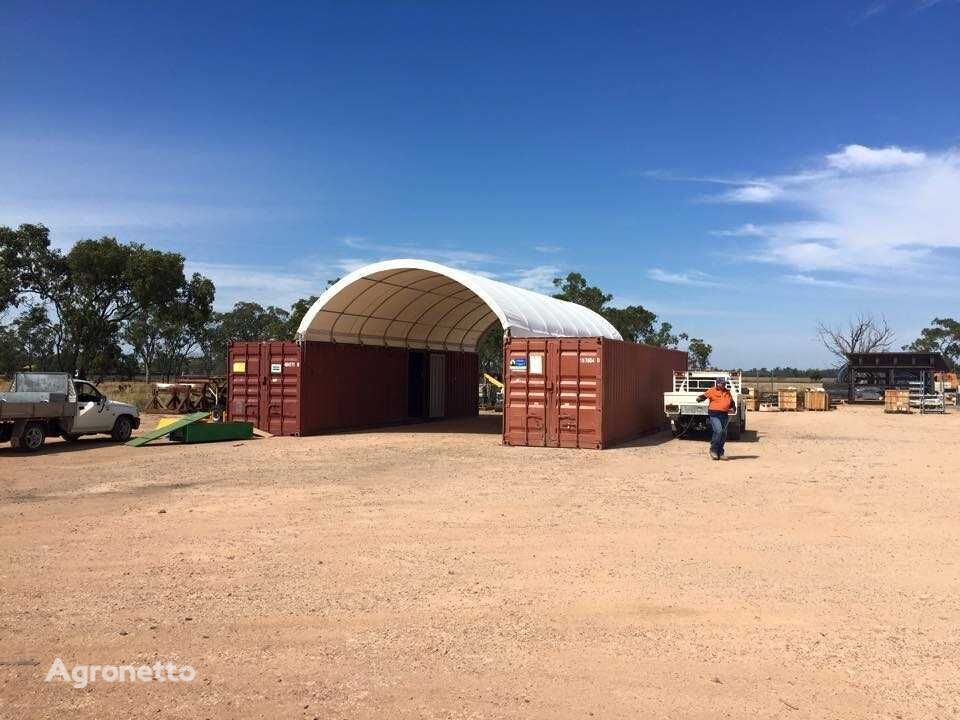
[703,386,734,412]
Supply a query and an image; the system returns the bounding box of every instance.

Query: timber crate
[804,389,830,411]
[884,389,911,414]
[778,388,800,411]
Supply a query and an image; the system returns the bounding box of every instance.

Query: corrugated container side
[503,338,550,447]
[227,340,302,436]
[300,341,408,434]
[556,338,603,448]
[503,337,687,450]
[227,341,265,427]
[229,341,481,436]
[600,340,687,448]
[443,350,480,418]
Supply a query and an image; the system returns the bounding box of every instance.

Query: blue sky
[3,0,959,367]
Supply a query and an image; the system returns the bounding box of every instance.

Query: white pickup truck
[663,370,746,440]
[0,372,140,452]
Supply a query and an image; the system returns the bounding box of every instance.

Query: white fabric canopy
[296,259,622,352]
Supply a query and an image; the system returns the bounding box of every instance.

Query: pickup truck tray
[0,392,75,420]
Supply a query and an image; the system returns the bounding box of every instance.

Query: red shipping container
[502,337,687,449]
[228,341,302,436]
[228,341,479,435]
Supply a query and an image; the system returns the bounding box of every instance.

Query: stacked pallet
[804,388,830,411]
[743,387,760,411]
[778,388,800,411]
[884,389,911,414]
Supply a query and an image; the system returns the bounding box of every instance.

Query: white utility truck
[0,372,140,452]
[663,370,746,440]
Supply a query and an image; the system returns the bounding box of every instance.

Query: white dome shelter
[296,258,621,352]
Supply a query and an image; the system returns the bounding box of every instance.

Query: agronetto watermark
[44,657,196,689]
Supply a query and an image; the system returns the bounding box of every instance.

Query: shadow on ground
[0,437,120,458]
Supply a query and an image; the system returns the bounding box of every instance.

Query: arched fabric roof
[296,259,622,352]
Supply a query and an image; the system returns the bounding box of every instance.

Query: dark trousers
[707,411,729,457]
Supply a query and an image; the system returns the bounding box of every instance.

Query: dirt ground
[2,406,959,719]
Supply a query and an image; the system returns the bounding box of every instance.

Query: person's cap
[716,378,727,386]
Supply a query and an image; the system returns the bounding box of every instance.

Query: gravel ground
[1,405,959,719]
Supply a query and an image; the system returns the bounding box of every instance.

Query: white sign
[529,353,544,374]
[270,363,282,374]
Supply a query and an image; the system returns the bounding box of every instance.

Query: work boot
[709,450,719,460]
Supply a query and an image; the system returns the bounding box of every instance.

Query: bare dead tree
[817,313,895,363]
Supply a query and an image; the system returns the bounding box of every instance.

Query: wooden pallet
[884,389,911,414]
[778,389,800,411]
[804,389,830,411]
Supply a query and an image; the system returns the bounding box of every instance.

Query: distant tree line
[0,224,326,379]
[18,223,953,382]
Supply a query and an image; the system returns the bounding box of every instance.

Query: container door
[504,341,548,446]
[556,339,601,449]
[261,342,301,436]
[429,353,446,418]
[228,343,263,427]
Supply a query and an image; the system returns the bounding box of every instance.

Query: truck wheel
[14,422,46,452]
[111,415,133,442]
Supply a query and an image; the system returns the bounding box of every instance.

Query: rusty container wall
[502,337,687,450]
[600,340,687,448]
[443,350,480,418]
[227,341,302,436]
[299,341,409,434]
[503,338,600,448]
[229,341,480,436]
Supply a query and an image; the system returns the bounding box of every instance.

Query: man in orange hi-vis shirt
[697,378,737,460]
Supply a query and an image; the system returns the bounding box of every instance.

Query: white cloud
[339,236,368,249]
[710,184,782,204]
[186,261,327,309]
[647,268,721,287]
[825,144,926,171]
[783,274,861,289]
[698,144,960,277]
[508,265,561,294]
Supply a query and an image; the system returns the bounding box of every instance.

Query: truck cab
[0,373,141,451]
[663,370,746,440]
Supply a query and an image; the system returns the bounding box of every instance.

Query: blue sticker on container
[509,357,527,371]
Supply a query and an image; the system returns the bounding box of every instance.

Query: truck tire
[111,415,133,442]
[13,422,46,452]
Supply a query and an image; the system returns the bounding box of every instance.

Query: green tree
[286,294,320,339]
[13,305,56,371]
[904,318,960,368]
[476,322,504,376]
[0,324,18,375]
[687,338,713,370]
[129,273,217,380]
[1,224,218,376]
[551,271,688,348]
[199,301,292,373]
[0,224,52,312]
[551,273,610,313]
